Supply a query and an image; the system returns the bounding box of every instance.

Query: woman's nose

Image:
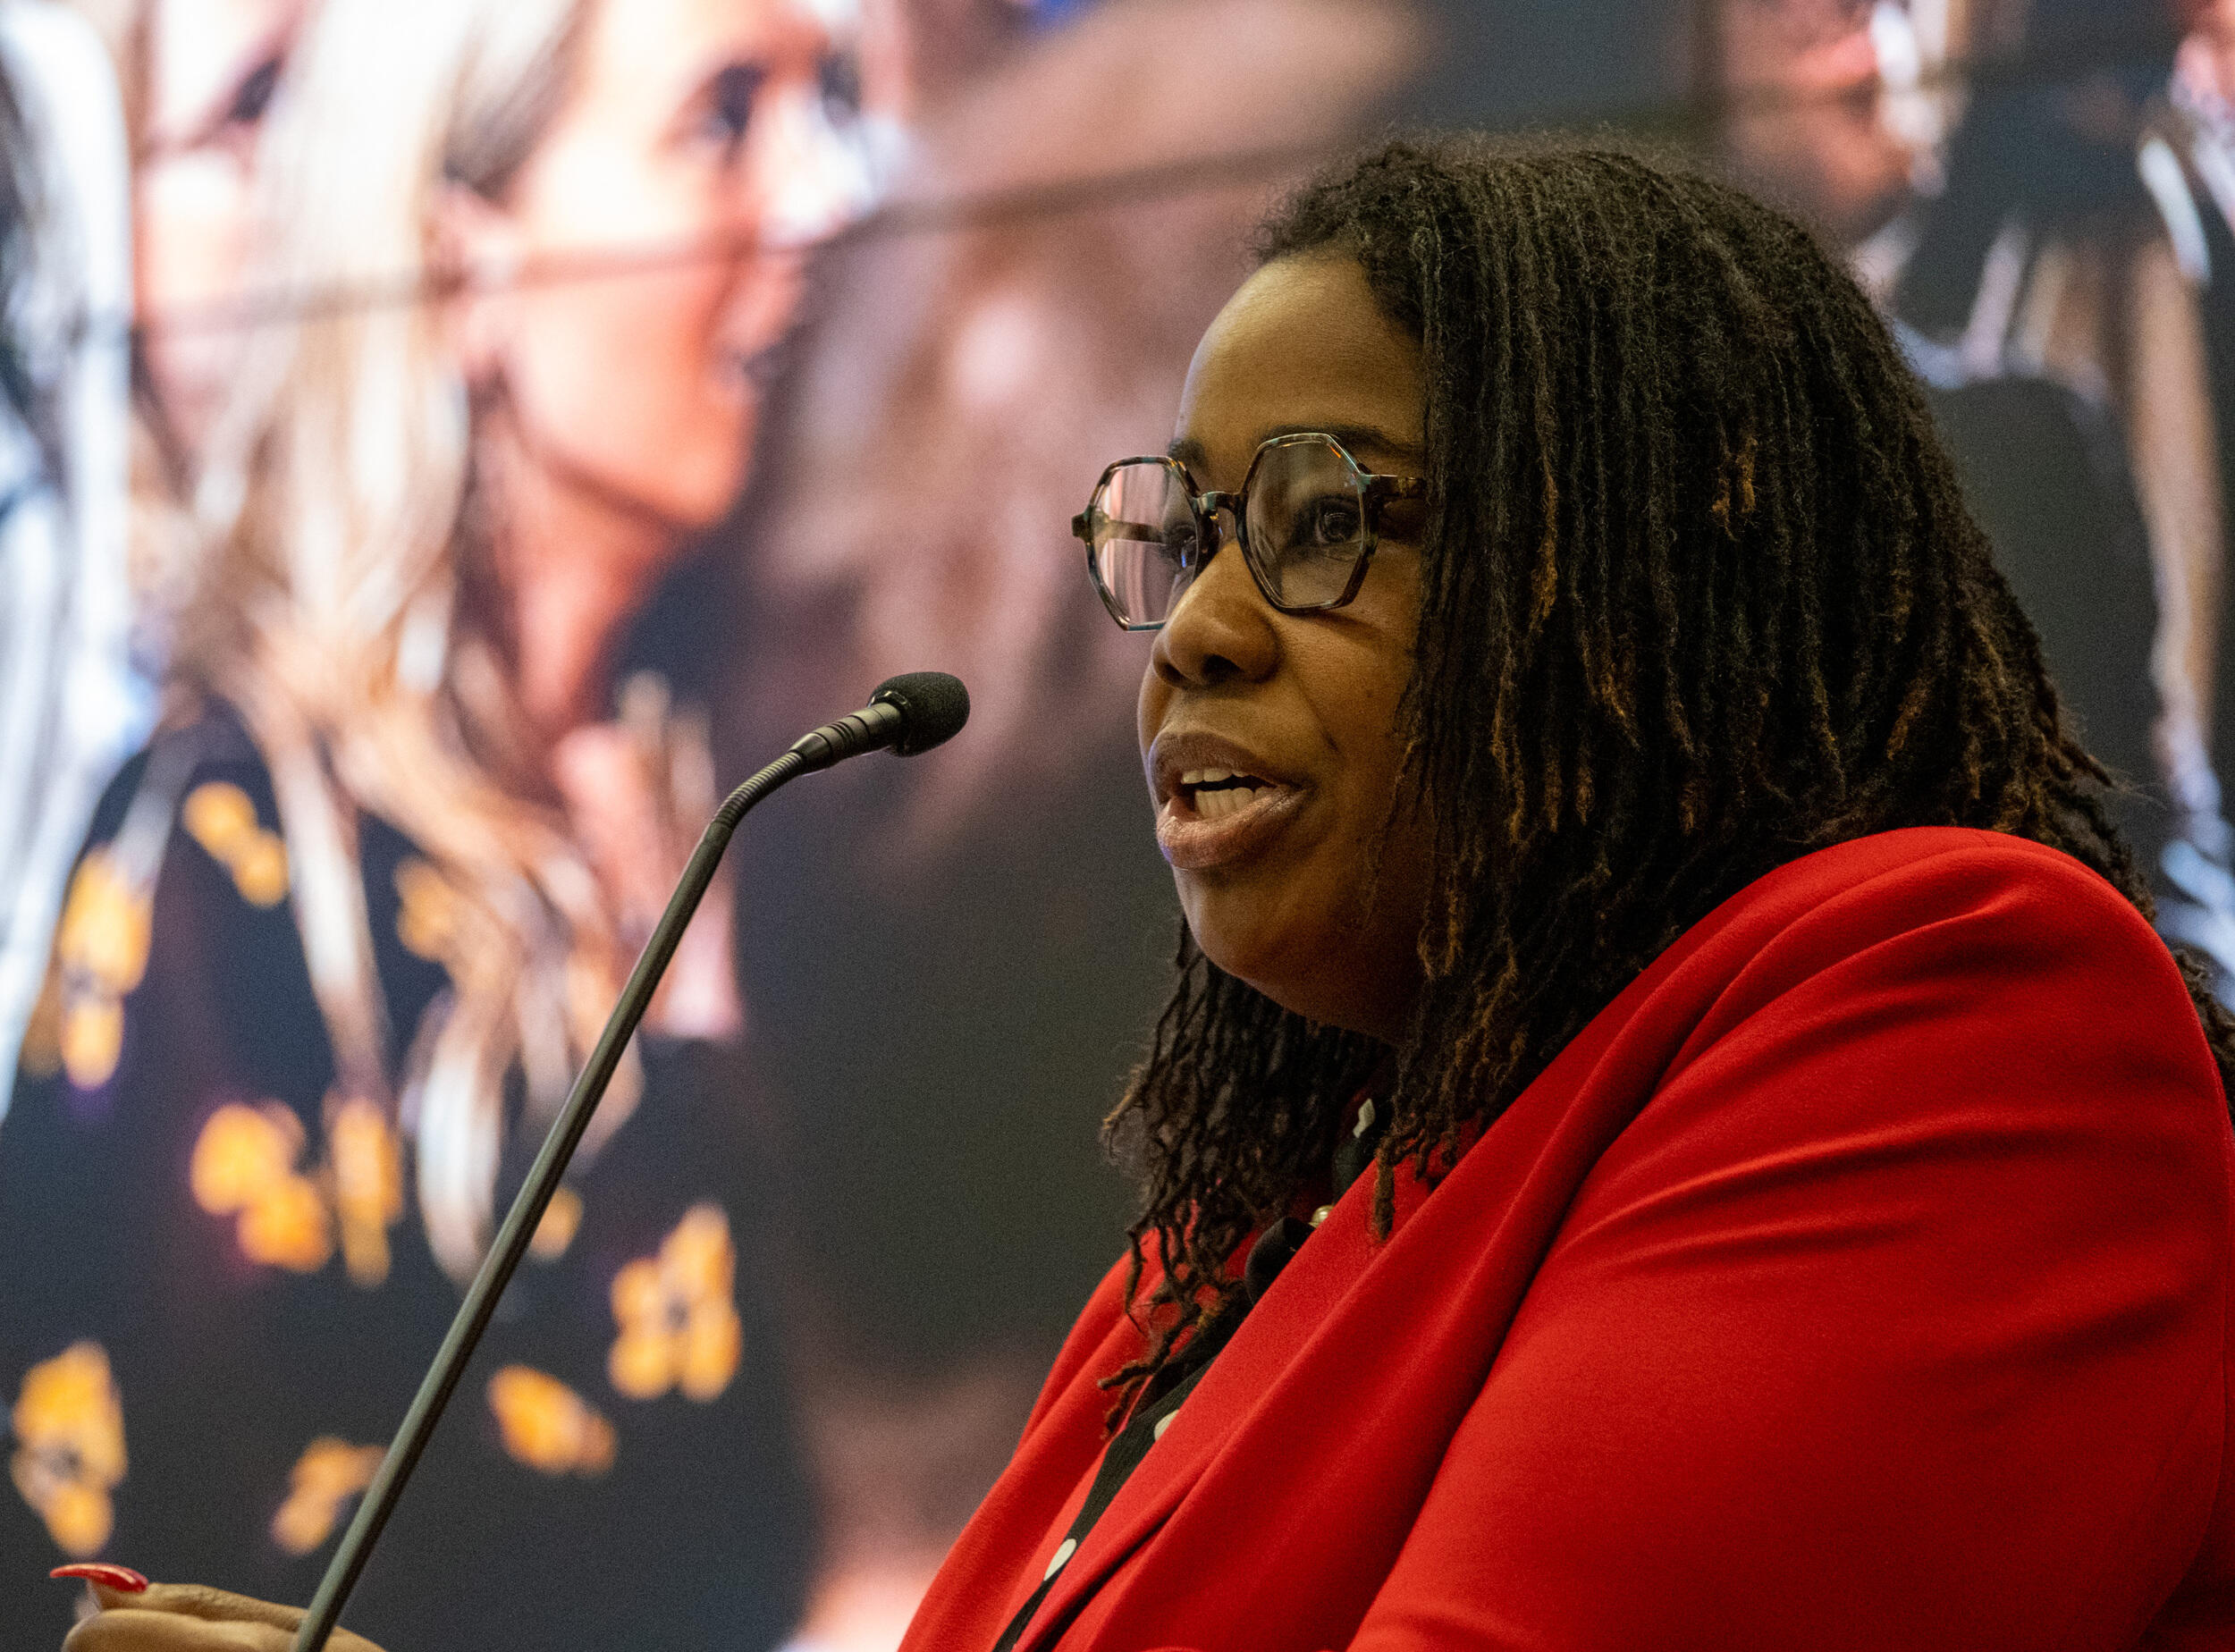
[1151,518,1278,688]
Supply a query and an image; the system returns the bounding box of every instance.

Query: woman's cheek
[137,156,258,448]
[661,270,758,520]
[525,265,753,526]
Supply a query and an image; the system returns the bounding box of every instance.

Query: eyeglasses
[1071,432,1426,631]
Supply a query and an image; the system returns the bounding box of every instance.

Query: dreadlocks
[1101,135,2235,1402]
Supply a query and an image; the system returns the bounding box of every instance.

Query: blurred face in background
[134,0,300,456]
[1715,0,1920,244]
[460,0,882,543]
[2180,0,2235,102]
[2180,0,2234,39]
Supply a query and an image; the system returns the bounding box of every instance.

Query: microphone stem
[291,749,807,1652]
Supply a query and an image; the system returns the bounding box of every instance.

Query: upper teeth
[1179,767,1272,822]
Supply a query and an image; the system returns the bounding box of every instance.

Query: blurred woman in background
[95,0,306,472]
[0,0,135,1156]
[0,0,886,1646]
[0,1,305,1093]
[1707,0,2231,990]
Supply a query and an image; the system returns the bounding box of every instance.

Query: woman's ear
[434,181,523,392]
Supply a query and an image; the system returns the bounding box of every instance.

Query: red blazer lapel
[1013,877,1760,1652]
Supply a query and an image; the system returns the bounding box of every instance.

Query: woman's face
[478,0,877,532]
[1716,0,1917,244]
[135,0,300,456]
[2184,0,2235,49]
[1137,254,1435,1043]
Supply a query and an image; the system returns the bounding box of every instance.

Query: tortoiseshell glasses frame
[1071,432,1427,631]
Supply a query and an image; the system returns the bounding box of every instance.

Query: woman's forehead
[1173,256,1424,482]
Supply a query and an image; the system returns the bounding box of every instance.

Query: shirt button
[1152,1411,1177,1441]
[1309,1204,1335,1227]
[1045,1537,1077,1580]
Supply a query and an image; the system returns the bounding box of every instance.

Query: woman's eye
[819,52,864,126]
[699,63,768,153]
[1294,497,1362,550]
[224,54,283,131]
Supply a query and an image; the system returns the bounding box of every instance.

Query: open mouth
[1179,768,1278,820]
[1149,735,1306,871]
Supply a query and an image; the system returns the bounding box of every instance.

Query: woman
[1706,0,1932,254]
[0,0,303,1095]
[1706,0,2201,976]
[0,0,136,1124]
[2,0,882,1646]
[55,139,2235,1648]
[1871,0,2235,986]
[110,0,308,474]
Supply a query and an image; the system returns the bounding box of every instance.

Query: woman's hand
[59,1579,385,1652]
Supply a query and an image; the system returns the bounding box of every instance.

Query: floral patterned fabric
[0,707,813,1649]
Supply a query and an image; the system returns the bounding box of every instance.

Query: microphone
[291,673,969,1652]
[789,669,971,771]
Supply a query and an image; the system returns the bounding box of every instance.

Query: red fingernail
[49,1564,148,1591]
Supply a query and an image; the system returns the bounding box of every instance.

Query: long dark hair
[1101,136,2235,1399]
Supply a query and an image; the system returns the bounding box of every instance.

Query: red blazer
[900,828,2235,1652]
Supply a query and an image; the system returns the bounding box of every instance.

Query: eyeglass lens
[1088,461,1199,628]
[1086,437,1371,628]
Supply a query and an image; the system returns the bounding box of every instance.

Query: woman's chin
[1190,914,1321,1016]
[624,463,748,539]
[643,439,751,528]
[1187,903,1417,1039]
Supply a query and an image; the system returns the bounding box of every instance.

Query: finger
[72,1588,383,1652]
[63,1606,291,1650]
[99,1585,301,1628]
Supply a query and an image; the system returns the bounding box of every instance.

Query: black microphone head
[869,671,971,756]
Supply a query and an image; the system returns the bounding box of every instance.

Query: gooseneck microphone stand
[289,672,969,1652]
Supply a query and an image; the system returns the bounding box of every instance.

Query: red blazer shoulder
[905,828,2235,1652]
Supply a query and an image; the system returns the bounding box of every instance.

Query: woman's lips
[1156,780,1305,871]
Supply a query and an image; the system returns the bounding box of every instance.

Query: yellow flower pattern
[31,780,290,1091]
[181,781,288,907]
[9,1343,126,1557]
[327,1098,403,1287]
[607,1203,742,1403]
[187,1099,407,1284]
[46,850,151,1089]
[486,1367,615,1477]
[530,1186,584,1261]
[270,1437,384,1556]
[393,857,460,962]
[189,1103,333,1274]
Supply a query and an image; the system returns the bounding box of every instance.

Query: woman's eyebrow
[1269,423,1423,464]
[1164,425,1423,473]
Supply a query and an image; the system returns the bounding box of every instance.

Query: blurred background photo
[4,1,2233,1648]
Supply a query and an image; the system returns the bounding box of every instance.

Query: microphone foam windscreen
[870,671,971,755]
